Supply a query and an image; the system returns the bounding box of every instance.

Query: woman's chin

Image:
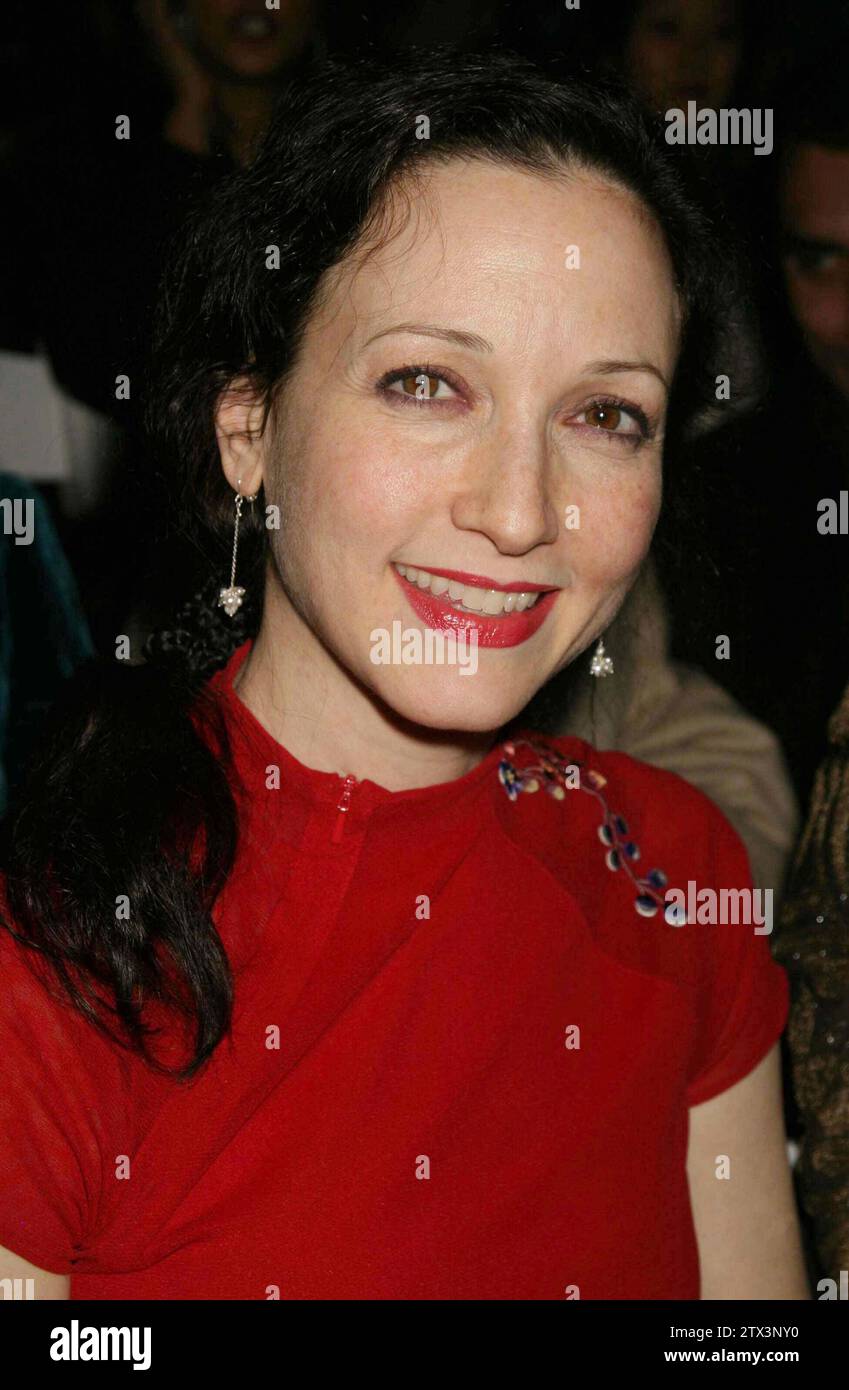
[372,672,538,737]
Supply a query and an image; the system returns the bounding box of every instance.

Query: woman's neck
[232,601,496,792]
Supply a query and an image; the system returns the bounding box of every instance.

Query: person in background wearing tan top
[538,559,798,898]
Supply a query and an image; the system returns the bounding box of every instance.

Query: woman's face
[229,159,680,735]
[184,0,315,79]
[624,0,742,111]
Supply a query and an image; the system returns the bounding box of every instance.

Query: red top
[0,639,788,1300]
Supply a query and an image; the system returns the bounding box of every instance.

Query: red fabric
[0,639,789,1299]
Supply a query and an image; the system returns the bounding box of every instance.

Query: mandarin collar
[208,639,513,828]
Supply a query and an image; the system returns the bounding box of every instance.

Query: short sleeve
[684,804,789,1108]
[0,920,130,1273]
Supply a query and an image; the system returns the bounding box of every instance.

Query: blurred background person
[776,674,849,1290]
[622,0,745,113]
[0,0,325,655]
[768,38,849,1291]
[663,40,849,810]
[779,77,849,406]
[141,0,324,165]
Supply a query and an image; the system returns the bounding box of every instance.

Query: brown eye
[585,403,622,431]
[399,372,441,398]
[381,365,460,405]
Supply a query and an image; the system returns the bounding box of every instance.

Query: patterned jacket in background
[774,682,849,1283]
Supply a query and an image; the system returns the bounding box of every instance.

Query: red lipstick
[410,566,553,593]
[391,565,560,649]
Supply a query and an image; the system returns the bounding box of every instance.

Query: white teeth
[394,563,547,616]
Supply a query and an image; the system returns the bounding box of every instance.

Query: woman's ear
[214,378,267,496]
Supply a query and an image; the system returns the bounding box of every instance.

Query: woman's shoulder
[502,729,748,879]
[498,732,786,1106]
[496,729,761,963]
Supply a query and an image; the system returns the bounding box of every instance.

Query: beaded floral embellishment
[497,737,687,926]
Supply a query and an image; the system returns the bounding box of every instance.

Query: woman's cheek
[318,424,436,526]
[565,467,661,582]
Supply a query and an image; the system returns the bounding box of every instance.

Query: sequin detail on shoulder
[497,737,685,925]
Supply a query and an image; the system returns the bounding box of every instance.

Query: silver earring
[218,482,257,617]
[590,637,614,678]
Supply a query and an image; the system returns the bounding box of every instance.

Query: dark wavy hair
[1,48,748,1078]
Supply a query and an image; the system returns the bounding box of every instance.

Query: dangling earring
[218,481,257,617]
[590,636,614,678]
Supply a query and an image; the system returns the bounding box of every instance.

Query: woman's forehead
[308,160,681,371]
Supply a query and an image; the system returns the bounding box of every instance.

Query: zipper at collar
[331,774,359,843]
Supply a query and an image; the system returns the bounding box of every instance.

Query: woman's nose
[449,421,562,555]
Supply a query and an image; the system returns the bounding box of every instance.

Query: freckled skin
[218,159,681,788]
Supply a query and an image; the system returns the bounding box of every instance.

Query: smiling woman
[0,49,808,1301]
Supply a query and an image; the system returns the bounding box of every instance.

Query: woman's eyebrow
[360,327,669,392]
[362,323,494,352]
[583,358,669,392]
